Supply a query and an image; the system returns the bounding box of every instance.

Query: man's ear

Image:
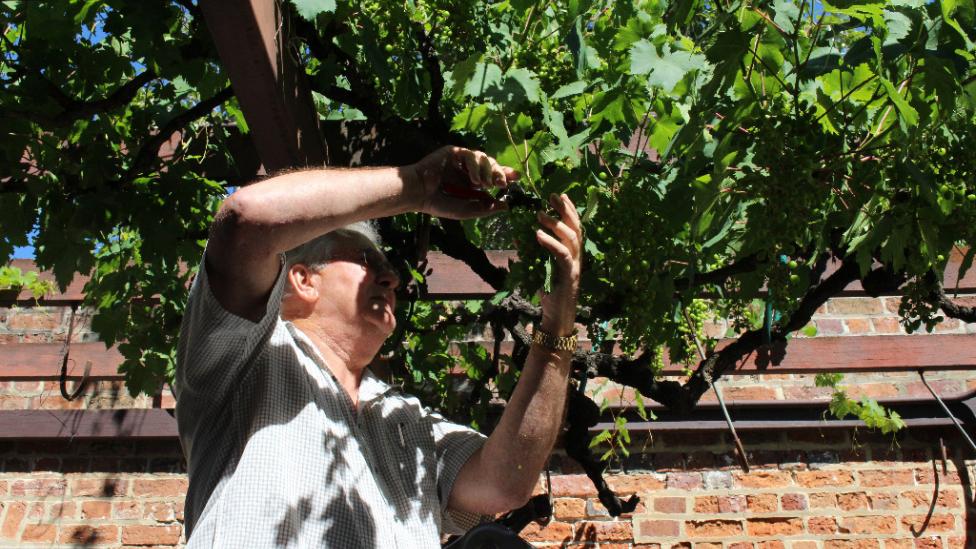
[287,264,320,304]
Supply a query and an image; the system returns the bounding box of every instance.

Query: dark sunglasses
[327,247,396,275]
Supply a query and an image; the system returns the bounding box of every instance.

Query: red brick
[747,518,804,536]
[916,468,960,485]
[132,478,188,498]
[26,501,43,520]
[654,497,686,514]
[695,544,723,549]
[823,540,881,549]
[870,493,899,510]
[845,318,872,334]
[828,297,883,315]
[722,386,778,401]
[839,515,898,534]
[816,319,845,335]
[914,538,943,549]
[796,470,854,488]
[719,495,747,513]
[729,543,755,549]
[121,525,182,546]
[521,520,573,542]
[694,496,718,513]
[552,498,585,520]
[608,474,665,494]
[21,523,55,543]
[746,494,778,513]
[113,501,141,519]
[757,542,785,549]
[58,525,119,545]
[734,471,792,488]
[883,540,914,549]
[574,521,632,542]
[809,493,837,508]
[947,537,966,549]
[666,473,702,491]
[82,500,112,519]
[780,493,807,511]
[72,477,128,497]
[6,310,63,331]
[900,489,959,508]
[933,318,961,332]
[48,501,76,520]
[905,379,965,398]
[1,501,26,538]
[638,520,679,538]
[808,517,838,534]
[10,478,66,497]
[901,514,954,533]
[686,519,743,537]
[837,491,869,510]
[871,317,903,333]
[860,469,915,487]
[846,383,901,399]
[794,543,820,549]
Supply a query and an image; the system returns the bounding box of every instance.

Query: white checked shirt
[175,253,486,548]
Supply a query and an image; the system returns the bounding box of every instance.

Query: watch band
[531,327,578,352]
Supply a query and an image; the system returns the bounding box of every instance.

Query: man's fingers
[537,211,580,256]
[548,193,581,230]
[535,229,573,264]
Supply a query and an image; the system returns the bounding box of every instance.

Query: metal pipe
[918,370,976,455]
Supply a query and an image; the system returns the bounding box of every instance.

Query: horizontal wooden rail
[0,391,972,439]
[0,409,178,439]
[6,250,976,303]
[2,334,975,380]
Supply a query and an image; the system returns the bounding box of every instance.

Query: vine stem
[682,307,750,472]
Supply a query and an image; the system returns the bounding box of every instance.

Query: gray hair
[285,220,382,270]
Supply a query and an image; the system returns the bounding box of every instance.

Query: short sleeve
[428,411,487,533]
[174,248,287,404]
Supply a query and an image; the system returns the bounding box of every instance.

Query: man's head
[281,221,400,348]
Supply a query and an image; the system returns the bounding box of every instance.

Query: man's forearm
[223,165,420,257]
[478,341,572,502]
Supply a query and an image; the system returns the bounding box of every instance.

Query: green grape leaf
[630,39,707,92]
[290,0,336,21]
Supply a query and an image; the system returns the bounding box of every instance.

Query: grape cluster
[739,100,837,254]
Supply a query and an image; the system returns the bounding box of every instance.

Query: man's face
[312,233,400,337]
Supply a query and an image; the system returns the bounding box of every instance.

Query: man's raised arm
[204,147,516,321]
[448,192,582,515]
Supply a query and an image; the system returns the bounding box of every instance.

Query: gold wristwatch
[531,327,578,352]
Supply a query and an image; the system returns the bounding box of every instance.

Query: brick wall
[1,294,975,548]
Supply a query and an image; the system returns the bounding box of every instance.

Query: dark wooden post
[198,0,326,172]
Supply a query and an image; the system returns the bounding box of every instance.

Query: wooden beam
[198,0,326,171]
[0,343,122,379]
[7,252,976,304]
[3,334,975,381]
[0,409,177,439]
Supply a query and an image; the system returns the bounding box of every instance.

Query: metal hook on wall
[58,304,91,401]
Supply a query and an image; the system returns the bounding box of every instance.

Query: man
[175,146,582,548]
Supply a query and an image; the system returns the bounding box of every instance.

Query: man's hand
[537,193,582,336]
[410,146,518,219]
